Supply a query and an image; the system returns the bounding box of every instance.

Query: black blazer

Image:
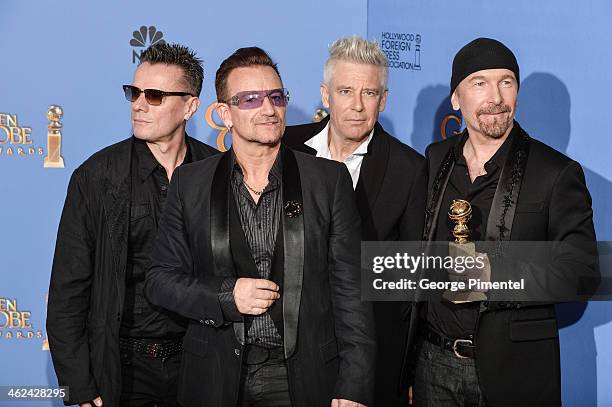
[284,118,426,407]
[401,122,599,407]
[46,136,218,406]
[144,147,376,407]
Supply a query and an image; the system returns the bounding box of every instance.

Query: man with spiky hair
[284,36,425,407]
[47,43,218,407]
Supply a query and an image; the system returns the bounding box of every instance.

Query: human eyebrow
[468,75,487,82]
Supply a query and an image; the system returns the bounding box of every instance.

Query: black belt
[119,337,182,359]
[421,326,476,359]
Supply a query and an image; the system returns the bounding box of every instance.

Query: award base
[44,156,65,168]
[449,241,475,258]
[444,241,487,304]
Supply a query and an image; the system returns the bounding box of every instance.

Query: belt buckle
[146,343,161,358]
[452,339,472,359]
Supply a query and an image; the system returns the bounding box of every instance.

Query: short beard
[476,104,513,139]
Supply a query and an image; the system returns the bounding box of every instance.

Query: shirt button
[234,348,241,356]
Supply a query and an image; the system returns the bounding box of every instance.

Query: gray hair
[323,36,389,89]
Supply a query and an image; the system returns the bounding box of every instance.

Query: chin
[254,132,283,145]
[344,128,371,142]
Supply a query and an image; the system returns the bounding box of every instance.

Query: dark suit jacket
[46,136,218,406]
[144,146,376,407]
[284,117,425,242]
[284,118,426,407]
[401,122,599,407]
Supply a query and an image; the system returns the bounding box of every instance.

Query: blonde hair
[323,35,389,89]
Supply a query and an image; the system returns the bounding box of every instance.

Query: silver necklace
[243,180,267,195]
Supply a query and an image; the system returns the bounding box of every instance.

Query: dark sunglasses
[224,88,290,110]
[123,85,195,106]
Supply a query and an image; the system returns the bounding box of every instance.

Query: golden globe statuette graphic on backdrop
[43,105,65,168]
[443,199,487,303]
[313,108,329,123]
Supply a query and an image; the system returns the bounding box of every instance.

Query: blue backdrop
[1,1,610,406]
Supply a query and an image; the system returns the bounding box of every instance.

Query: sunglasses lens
[237,93,264,109]
[233,89,289,110]
[124,85,140,102]
[144,89,164,106]
[268,90,288,107]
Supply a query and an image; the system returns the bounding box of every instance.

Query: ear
[216,102,233,129]
[450,90,460,111]
[320,84,330,109]
[184,97,201,120]
[378,89,389,113]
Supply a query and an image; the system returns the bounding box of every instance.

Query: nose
[488,84,503,105]
[351,92,364,111]
[259,95,276,115]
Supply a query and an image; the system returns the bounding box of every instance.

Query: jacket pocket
[130,203,150,221]
[320,339,339,363]
[510,318,558,341]
[182,335,209,357]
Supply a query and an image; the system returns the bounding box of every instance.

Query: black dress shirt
[219,151,284,349]
[119,137,191,339]
[425,126,515,339]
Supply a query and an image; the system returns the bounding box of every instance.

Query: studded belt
[119,337,183,359]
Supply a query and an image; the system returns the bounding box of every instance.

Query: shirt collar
[453,121,517,171]
[133,136,192,181]
[304,121,374,160]
[230,147,283,188]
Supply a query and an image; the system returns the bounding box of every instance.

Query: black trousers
[413,340,489,407]
[119,350,181,407]
[238,345,292,407]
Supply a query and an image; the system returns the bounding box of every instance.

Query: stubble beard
[476,104,514,139]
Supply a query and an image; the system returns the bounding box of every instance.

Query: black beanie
[450,38,519,96]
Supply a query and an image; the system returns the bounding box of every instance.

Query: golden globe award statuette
[43,105,65,168]
[443,199,487,303]
[448,199,475,258]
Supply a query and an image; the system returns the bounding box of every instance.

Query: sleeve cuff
[218,277,242,322]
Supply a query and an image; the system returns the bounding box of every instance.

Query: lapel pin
[284,200,302,218]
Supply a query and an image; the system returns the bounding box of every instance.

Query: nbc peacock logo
[130,26,166,64]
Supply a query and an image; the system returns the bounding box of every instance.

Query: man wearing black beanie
[400,38,599,406]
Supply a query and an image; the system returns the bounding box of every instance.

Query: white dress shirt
[304,122,374,189]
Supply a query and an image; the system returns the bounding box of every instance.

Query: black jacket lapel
[210,151,234,276]
[210,151,247,344]
[485,125,531,242]
[280,147,304,359]
[268,225,285,339]
[355,123,390,239]
[424,143,457,242]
